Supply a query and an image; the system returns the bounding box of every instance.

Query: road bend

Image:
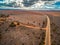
[19,15,51,45]
[8,15,51,45]
[45,15,51,45]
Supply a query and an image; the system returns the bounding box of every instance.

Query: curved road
[45,15,51,45]
[8,15,51,45]
[19,15,51,45]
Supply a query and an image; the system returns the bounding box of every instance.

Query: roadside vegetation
[51,22,60,45]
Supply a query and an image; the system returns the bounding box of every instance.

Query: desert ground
[0,10,60,45]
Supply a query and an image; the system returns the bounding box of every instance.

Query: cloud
[0,0,60,10]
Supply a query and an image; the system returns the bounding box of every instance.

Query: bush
[17,22,20,25]
[9,22,16,27]
[0,14,9,17]
[6,14,9,17]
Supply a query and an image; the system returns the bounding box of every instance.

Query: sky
[0,0,3,2]
[0,0,3,1]
[0,0,60,10]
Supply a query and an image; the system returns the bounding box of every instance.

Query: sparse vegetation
[9,21,20,27]
[40,31,46,45]
[33,21,35,23]
[9,22,16,27]
[0,14,9,23]
[0,18,6,21]
[51,22,60,45]
[17,22,20,25]
[0,14,9,18]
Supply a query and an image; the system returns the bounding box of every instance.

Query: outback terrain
[0,10,60,45]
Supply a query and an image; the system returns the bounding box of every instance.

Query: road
[19,23,46,30]
[18,15,51,45]
[13,15,51,45]
[45,15,51,45]
[7,15,51,45]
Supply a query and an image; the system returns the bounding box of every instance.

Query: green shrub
[9,22,16,27]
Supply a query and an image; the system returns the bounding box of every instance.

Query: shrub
[0,14,9,17]
[17,22,20,25]
[9,22,16,27]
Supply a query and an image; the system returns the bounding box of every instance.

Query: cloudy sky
[0,0,60,10]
